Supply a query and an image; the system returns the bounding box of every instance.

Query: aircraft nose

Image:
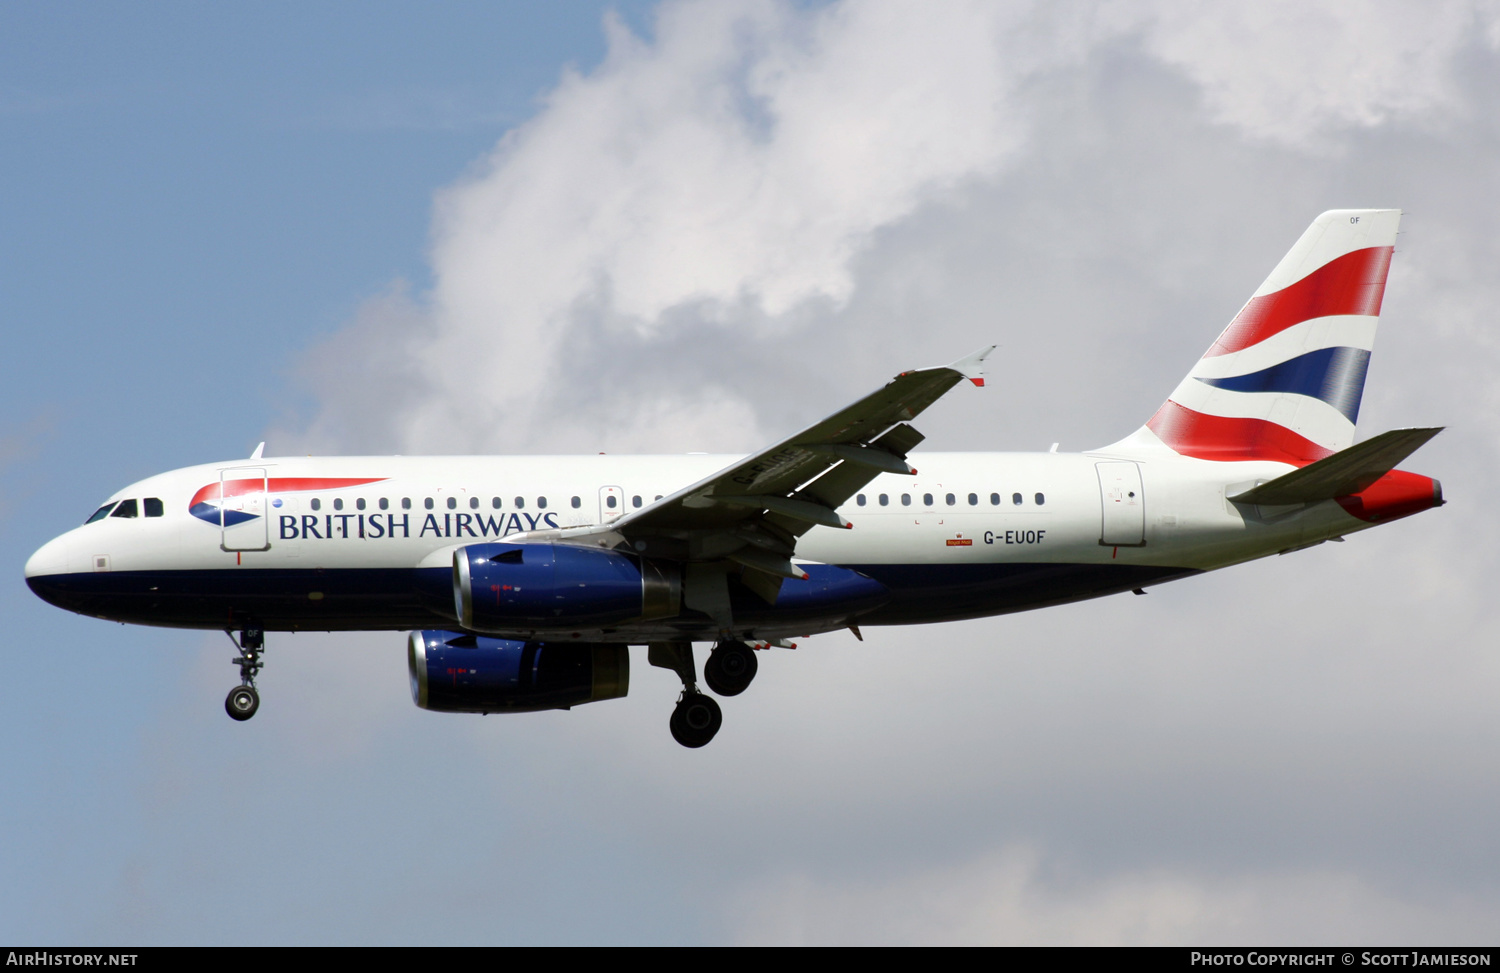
[25,532,74,581]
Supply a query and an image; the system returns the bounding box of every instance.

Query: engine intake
[408,630,629,713]
[454,542,680,633]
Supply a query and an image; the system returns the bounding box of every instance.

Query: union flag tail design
[1118,209,1400,466]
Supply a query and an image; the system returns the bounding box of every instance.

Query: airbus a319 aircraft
[26,210,1443,747]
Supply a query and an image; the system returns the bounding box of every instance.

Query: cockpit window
[110,499,139,519]
[144,498,164,517]
[85,502,118,524]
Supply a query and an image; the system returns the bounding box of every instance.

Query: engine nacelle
[453,542,680,633]
[408,630,630,713]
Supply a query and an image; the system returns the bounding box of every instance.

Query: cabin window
[492,497,502,509]
[879,494,889,506]
[333,498,344,511]
[990,493,1000,506]
[379,498,389,511]
[401,498,411,510]
[571,496,581,509]
[538,497,548,509]
[424,498,433,510]
[86,502,117,524]
[922,493,933,506]
[856,494,866,506]
[946,493,956,506]
[968,493,978,506]
[470,496,479,510]
[310,498,322,512]
[1035,493,1046,506]
[606,495,617,509]
[631,496,641,508]
[901,494,912,506]
[355,498,366,511]
[111,499,139,519]
[446,497,457,510]
[655,495,663,501]
[514,497,525,509]
[1012,493,1023,506]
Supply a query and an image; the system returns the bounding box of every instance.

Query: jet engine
[453,542,680,633]
[408,630,630,713]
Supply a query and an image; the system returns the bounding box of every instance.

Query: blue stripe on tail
[1196,346,1371,423]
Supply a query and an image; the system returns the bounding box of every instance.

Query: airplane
[25,209,1444,747]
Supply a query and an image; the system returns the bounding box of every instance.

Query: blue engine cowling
[453,542,680,633]
[408,630,630,713]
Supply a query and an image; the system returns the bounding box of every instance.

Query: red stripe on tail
[1206,246,1393,357]
[1146,401,1333,465]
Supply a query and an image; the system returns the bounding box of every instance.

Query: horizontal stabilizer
[1229,427,1443,505]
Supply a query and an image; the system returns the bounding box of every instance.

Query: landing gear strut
[224,627,264,722]
[704,640,758,696]
[649,641,723,748]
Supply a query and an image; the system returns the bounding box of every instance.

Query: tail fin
[1109,209,1401,465]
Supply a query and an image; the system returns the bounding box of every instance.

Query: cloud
[1123,1,1500,147]
[242,0,1500,944]
[726,847,1500,945]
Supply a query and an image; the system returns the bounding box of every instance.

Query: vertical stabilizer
[1106,209,1401,465]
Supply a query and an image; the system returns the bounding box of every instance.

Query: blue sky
[5,1,1500,944]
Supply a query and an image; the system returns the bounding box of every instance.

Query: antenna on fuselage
[250,442,265,460]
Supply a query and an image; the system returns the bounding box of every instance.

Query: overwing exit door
[599,485,625,523]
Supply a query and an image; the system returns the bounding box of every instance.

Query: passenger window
[333,498,344,511]
[946,493,956,506]
[86,502,118,524]
[571,496,581,509]
[514,497,525,509]
[538,497,548,509]
[990,493,1000,506]
[402,498,411,510]
[631,496,641,508]
[379,498,389,511]
[311,498,322,512]
[901,494,911,506]
[424,498,433,510]
[492,497,502,509]
[655,495,663,501]
[470,497,479,509]
[879,494,889,506]
[606,496,617,509]
[923,493,933,506]
[1012,493,1023,505]
[968,493,978,506]
[356,498,366,511]
[111,499,139,519]
[446,497,457,510]
[1035,493,1046,506]
[144,497,164,517]
[856,494,866,506]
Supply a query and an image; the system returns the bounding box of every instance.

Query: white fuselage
[25,449,1380,641]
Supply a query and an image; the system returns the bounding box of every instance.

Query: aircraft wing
[616,346,993,535]
[521,347,992,597]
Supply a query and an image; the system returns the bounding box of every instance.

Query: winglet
[948,345,995,387]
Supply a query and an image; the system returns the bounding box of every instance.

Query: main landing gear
[224,627,264,722]
[650,640,762,747]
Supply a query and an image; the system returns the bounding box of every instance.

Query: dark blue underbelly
[28,561,1197,633]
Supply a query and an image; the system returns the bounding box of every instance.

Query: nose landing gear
[224,627,264,722]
